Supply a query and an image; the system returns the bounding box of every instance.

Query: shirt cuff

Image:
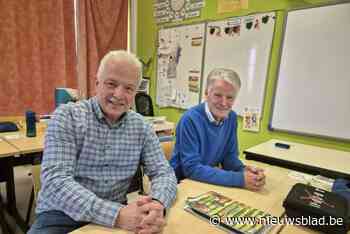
[151,198,167,217]
[90,199,124,227]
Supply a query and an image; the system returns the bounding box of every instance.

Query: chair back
[31,165,41,200]
[161,140,175,161]
[135,92,154,116]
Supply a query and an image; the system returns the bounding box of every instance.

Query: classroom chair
[135,92,154,116]
[160,140,175,161]
[26,164,41,225]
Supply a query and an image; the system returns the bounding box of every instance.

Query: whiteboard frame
[269,1,350,142]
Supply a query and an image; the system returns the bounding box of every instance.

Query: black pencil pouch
[0,122,18,133]
[283,183,350,234]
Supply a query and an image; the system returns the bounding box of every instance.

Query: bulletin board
[156,23,205,109]
[201,12,276,116]
[270,2,350,140]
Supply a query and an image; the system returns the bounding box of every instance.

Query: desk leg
[5,157,16,214]
[1,157,29,232]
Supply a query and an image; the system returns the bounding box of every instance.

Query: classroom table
[152,121,175,137]
[0,121,46,232]
[244,139,350,180]
[0,138,19,158]
[0,139,20,211]
[0,138,30,232]
[70,160,300,234]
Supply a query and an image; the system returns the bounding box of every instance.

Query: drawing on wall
[202,12,275,116]
[217,0,249,13]
[154,0,205,24]
[242,107,260,132]
[156,23,205,109]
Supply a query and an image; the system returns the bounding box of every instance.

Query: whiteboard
[156,23,205,109]
[270,2,350,141]
[202,12,275,116]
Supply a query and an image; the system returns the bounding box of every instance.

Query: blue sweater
[170,103,245,187]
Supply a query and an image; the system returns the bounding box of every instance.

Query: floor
[0,166,145,234]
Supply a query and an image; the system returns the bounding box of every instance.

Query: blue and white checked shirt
[36,97,177,227]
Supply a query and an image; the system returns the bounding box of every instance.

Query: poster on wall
[156,23,205,109]
[154,0,205,24]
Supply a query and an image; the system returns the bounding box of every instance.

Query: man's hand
[114,196,152,232]
[114,196,166,234]
[244,165,266,191]
[137,199,166,234]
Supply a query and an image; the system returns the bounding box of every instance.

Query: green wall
[137,0,350,156]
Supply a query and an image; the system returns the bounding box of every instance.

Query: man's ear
[204,89,208,99]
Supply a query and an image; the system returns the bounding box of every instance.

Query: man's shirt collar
[204,102,225,126]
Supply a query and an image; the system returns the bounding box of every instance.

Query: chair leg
[25,186,35,225]
[0,195,13,234]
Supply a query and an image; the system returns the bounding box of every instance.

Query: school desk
[70,160,299,234]
[244,139,350,180]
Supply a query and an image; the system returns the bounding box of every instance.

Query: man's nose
[112,85,125,96]
[221,97,230,106]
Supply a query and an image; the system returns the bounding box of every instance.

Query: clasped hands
[115,196,165,234]
[244,165,266,191]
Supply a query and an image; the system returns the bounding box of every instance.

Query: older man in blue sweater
[170,68,265,191]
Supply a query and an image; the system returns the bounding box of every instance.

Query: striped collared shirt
[36,97,177,227]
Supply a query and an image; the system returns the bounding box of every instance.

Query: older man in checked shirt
[28,51,177,234]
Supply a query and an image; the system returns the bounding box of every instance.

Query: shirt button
[104,164,108,167]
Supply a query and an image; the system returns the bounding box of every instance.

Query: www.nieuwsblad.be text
[209,215,344,226]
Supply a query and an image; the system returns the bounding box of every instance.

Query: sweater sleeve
[222,116,245,172]
[177,115,244,187]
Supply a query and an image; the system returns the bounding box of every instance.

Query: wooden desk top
[0,121,47,154]
[152,121,175,133]
[70,161,299,234]
[1,133,45,154]
[0,118,173,155]
[244,139,350,177]
[0,139,19,158]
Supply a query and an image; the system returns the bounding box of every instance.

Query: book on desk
[184,191,275,234]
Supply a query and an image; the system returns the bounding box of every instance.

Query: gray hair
[97,50,142,83]
[206,68,241,93]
